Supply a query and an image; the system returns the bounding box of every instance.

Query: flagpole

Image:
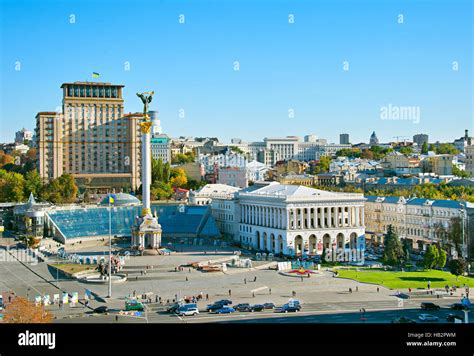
[108,193,112,298]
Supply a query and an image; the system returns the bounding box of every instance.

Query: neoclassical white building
[234,182,366,256]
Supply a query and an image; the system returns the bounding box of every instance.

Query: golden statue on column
[131,91,162,255]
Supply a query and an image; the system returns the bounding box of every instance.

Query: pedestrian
[254,276,257,282]
[155,295,158,303]
[252,292,255,298]
[206,294,209,301]
[228,289,231,296]
[376,287,379,293]
[292,291,296,297]
[301,276,304,282]
[356,286,358,292]
[269,288,272,295]
[115,315,118,322]
[244,278,247,284]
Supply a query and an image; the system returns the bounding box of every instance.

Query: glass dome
[100,193,141,206]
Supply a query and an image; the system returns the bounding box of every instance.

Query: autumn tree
[170,168,188,188]
[3,297,53,323]
[0,169,26,202]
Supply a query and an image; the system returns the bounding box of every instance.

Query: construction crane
[392,136,410,144]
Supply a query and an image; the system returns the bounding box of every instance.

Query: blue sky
[0,0,472,144]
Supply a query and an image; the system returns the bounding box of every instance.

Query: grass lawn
[336,269,474,289]
[49,263,95,275]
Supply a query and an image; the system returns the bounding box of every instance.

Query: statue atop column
[136,91,155,134]
[136,91,154,119]
[131,90,162,255]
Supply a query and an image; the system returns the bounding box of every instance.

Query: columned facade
[235,182,366,256]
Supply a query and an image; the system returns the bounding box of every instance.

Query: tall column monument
[131,91,162,255]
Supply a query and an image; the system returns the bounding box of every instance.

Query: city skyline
[1,0,472,144]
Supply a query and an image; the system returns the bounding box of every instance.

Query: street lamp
[107,190,113,298]
[459,203,467,260]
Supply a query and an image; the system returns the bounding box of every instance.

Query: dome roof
[100,193,141,206]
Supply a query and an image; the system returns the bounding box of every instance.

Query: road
[56,299,472,324]
[1,241,471,324]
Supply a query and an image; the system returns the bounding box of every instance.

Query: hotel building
[36,82,142,191]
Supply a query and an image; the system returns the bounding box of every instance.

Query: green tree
[43,174,78,204]
[436,143,459,155]
[452,164,471,178]
[436,248,447,269]
[448,259,466,280]
[163,162,171,183]
[152,158,164,183]
[423,244,439,269]
[150,181,173,200]
[229,146,244,155]
[172,152,195,164]
[335,148,361,158]
[382,225,405,266]
[24,170,43,199]
[185,179,206,191]
[421,141,429,154]
[399,146,413,155]
[447,217,463,256]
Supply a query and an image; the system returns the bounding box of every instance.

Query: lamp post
[107,191,113,298]
[460,203,467,260]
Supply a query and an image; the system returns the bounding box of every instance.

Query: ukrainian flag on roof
[92,72,100,78]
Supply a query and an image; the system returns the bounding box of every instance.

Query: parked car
[206,303,225,312]
[234,303,252,312]
[420,302,440,311]
[125,300,144,312]
[215,299,232,305]
[263,303,275,310]
[446,314,463,323]
[275,304,301,313]
[392,316,417,324]
[93,306,109,314]
[166,303,181,313]
[177,306,199,316]
[450,303,468,310]
[250,304,265,312]
[418,314,439,322]
[214,306,235,314]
